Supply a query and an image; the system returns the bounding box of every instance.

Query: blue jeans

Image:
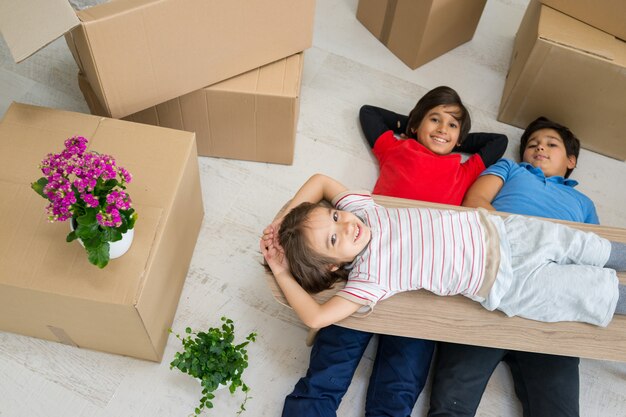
[428,342,580,417]
[282,325,435,417]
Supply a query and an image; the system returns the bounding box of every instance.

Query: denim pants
[428,342,580,417]
[282,324,435,417]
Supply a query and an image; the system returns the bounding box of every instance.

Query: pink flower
[81,193,99,208]
[34,136,134,228]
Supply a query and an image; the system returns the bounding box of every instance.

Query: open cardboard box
[0,0,315,119]
[356,0,486,69]
[498,0,626,161]
[80,53,304,165]
[0,102,204,362]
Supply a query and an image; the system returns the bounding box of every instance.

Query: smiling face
[414,105,461,155]
[304,207,371,267]
[522,128,577,178]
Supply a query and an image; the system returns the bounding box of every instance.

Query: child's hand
[260,225,289,276]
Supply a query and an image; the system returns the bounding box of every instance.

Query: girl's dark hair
[278,202,350,293]
[406,86,471,145]
[519,116,580,178]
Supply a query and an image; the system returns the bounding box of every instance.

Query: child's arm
[456,133,508,168]
[269,174,348,227]
[260,230,361,328]
[359,105,408,148]
[461,174,505,211]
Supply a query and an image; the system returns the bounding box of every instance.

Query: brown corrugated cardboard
[1,0,315,119]
[356,0,487,69]
[541,0,626,41]
[0,0,78,62]
[498,0,626,161]
[0,102,204,361]
[80,53,304,165]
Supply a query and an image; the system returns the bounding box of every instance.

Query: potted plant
[31,135,137,268]
[170,317,257,416]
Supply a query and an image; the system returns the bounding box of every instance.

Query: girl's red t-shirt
[372,130,485,205]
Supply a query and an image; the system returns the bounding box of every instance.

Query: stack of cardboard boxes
[0,0,315,361]
[498,0,626,161]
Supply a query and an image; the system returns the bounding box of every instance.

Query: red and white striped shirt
[333,192,495,310]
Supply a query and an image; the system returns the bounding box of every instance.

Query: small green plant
[170,317,257,416]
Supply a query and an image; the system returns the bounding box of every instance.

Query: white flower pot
[70,219,134,259]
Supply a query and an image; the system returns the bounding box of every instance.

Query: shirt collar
[520,162,578,187]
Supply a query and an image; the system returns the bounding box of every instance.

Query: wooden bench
[265,195,626,362]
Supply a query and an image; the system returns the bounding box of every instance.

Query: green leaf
[77,210,98,227]
[104,227,123,243]
[31,178,48,198]
[87,242,110,268]
[128,210,138,229]
[66,230,78,243]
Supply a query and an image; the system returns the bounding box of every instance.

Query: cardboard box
[0,103,204,361]
[80,53,304,165]
[0,0,315,119]
[541,0,626,41]
[356,0,487,69]
[498,0,626,161]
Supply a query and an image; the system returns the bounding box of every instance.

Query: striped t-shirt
[332,192,500,311]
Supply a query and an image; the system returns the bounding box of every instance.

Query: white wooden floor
[2,1,626,416]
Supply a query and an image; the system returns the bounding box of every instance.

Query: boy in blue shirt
[429,117,598,417]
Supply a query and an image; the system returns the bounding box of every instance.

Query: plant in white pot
[170,317,257,416]
[31,136,137,268]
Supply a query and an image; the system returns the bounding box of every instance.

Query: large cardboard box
[0,103,204,361]
[356,0,487,69]
[498,0,626,161]
[0,0,315,119]
[80,54,304,165]
[540,0,626,41]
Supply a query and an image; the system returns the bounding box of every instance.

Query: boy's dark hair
[406,86,471,145]
[519,116,580,178]
[278,202,350,293]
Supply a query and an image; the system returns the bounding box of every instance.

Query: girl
[261,174,626,329]
[359,86,508,205]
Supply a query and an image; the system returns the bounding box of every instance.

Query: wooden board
[265,195,626,362]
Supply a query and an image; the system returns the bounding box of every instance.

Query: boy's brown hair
[519,116,580,178]
[406,86,471,145]
[278,202,350,293]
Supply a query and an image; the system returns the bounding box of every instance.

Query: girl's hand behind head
[260,226,289,276]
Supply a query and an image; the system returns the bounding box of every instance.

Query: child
[462,116,596,222]
[261,174,626,329]
[359,86,508,205]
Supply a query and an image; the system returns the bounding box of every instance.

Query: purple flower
[34,136,134,229]
[81,193,99,208]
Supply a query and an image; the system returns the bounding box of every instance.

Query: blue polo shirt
[482,159,599,224]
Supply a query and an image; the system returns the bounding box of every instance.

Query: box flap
[538,4,616,62]
[540,0,626,42]
[0,0,79,62]
[209,53,303,97]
